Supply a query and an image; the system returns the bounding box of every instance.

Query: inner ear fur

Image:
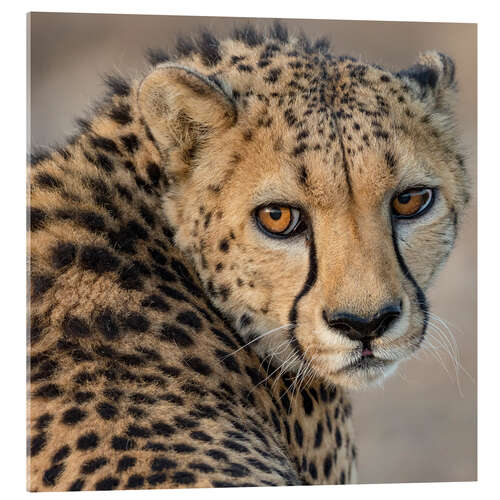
[138,63,237,177]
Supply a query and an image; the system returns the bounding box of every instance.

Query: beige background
[28,13,477,485]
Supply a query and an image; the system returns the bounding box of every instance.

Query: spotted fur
[28,23,468,491]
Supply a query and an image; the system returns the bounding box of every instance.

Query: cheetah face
[139,49,469,389]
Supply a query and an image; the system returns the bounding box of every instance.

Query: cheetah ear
[396,51,457,114]
[138,63,237,176]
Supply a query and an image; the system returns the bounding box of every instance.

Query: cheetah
[27,22,469,491]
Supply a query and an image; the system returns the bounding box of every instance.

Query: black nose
[323,301,402,342]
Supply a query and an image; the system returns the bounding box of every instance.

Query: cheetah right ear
[138,63,237,176]
[396,51,457,116]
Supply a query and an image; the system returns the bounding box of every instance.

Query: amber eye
[255,205,305,238]
[392,188,434,218]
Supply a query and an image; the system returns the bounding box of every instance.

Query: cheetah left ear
[396,51,457,114]
[138,63,237,178]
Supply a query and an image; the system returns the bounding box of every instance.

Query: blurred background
[28,13,477,484]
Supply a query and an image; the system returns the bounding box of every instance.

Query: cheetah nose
[322,301,402,342]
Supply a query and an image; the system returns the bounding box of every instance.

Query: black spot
[30,433,46,457]
[139,204,155,227]
[147,47,170,65]
[31,274,54,300]
[111,435,136,451]
[80,246,119,274]
[69,478,85,491]
[141,294,170,312]
[96,402,118,420]
[246,457,271,474]
[218,237,231,253]
[293,143,307,156]
[130,392,156,405]
[126,475,144,488]
[233,24,264,47]
[221,439,248,453]
[148,247,167,265]
[237,64,253,72]
[190,431,212,442]
[323,454,333,477]
[173,416,198,429]
[314,421,324,448]
[43,463,65,486]
[294,420,304,447]
[158,365,182,377]
[335,427,342,447]
[146,162,161,186]
[124,312,150,333]
[385,151,397,172]
[91,136,119,154]
[189,461,215,473]
[264,68,281,83]
[104,74,130,96]
[36,413,53,431]
[127,424,151,438]
[94,309,120,340]
[160,323,193,347]
[197,31,221,66]
[62,314,90,338]
[223,462,251,478]
[172,470,196,484]
[29,207,46,231]
[190,404,217,420]
[147,473,166,486]
[95,476,119,490]
[109,103,132,125]
[183,356,212,376]
[215,350,240,374]
[151,456,177,472]
[176,310,202,331]
[62,407,87,425]
[206,449,228,461]
[152,421,176,437]
[170,258,204,297]
[340,470,346,484]
[143,442,166,452]
[81,457,107,475]
[117,456,136,472]
[172,443,196,453]
[119,266,144,291]
[51,242,76,269]
[120,133,139,153]
[36,172,62,189]
[302,390,313,415]
[308,461,318,479]
[77,432,99,451]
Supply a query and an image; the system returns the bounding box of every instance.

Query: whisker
[220,323,292,360]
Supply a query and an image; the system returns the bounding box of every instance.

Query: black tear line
[288,229,319,358]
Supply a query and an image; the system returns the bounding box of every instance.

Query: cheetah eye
[255,204,306,238]
[392,188,434,219]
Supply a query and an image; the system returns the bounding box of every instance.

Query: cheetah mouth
[337,355,394,375]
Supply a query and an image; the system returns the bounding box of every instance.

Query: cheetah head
[138,40,469,389]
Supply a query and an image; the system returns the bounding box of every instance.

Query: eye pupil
[269,208,282,220]
[397,193,411,204]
